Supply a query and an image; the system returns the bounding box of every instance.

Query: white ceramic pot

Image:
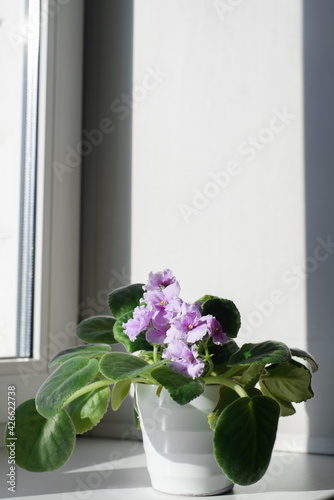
[135,383,234,496]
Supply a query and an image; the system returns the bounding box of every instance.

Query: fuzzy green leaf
[112,379,132,411]
[213,395,280,485]
[67,386,111,434]
[76,315,117,344]
[201,297,241,338]
[151,365,205,405]
[209,339,240,367]
[228,341,291,367]
[238,364,265,389]
[49,344,111,367]
[36,357,99,418]
[108,283,144,319]
[260,359,314,403]
[208,386,239,430]
[290,347,318,373]
[113,311,152,353]
[259,381,295,417]
[6,399,76,472]
[247,387,262,398]
[99,352,160,381]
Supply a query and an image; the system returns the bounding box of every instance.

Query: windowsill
[0,437,333,499]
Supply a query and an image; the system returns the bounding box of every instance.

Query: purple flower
[145,269,180,293]
[162,340,205,379]
[168,302,208,343]
[146,322,170,345]
[206,315,227,345]
[165,325,187,343]
[123,304,153,341]
[193,299,203,311]
[144,287,181,327]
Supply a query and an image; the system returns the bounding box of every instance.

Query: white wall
[131,0,311,449]
[132,0,305,341]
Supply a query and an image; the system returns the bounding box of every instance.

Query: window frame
[0,0,83,431]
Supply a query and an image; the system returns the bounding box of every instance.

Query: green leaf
[67,386,111,434]
[99,352,159,381]
[209,339,240,367]
[150,365,205,405]
[49,344,111,367]
[112,379,132,411]
[228,341,291,367]
[36,357,99,418]
[238,364,265,389]
[76,315,117,344]
[247,387,262,398]
[213,395,280,485]
[7,399,76,472]
[290,347,318,373]
[113,311,152,353]
[201,297,241,338]
[260,359,314,403]
[197,294,216,303]
[208,386,239,430]
[259,381,295,417]
[108,283,144,319]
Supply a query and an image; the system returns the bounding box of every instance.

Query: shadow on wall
[304,0,334,454]
[80,0,134,320]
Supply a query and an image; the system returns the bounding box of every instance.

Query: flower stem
[203,343,214,376]
[139,373,159,385]
[153,345,159,363]
[204,376,248,398]
[156,384,163,397]
[62,379,113,408]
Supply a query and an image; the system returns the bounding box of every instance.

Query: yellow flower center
[188,324,194,330]
[160,300,167,306]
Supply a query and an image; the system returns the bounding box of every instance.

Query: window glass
[0,0,40,358]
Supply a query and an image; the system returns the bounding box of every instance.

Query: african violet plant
[7,269,317,486]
